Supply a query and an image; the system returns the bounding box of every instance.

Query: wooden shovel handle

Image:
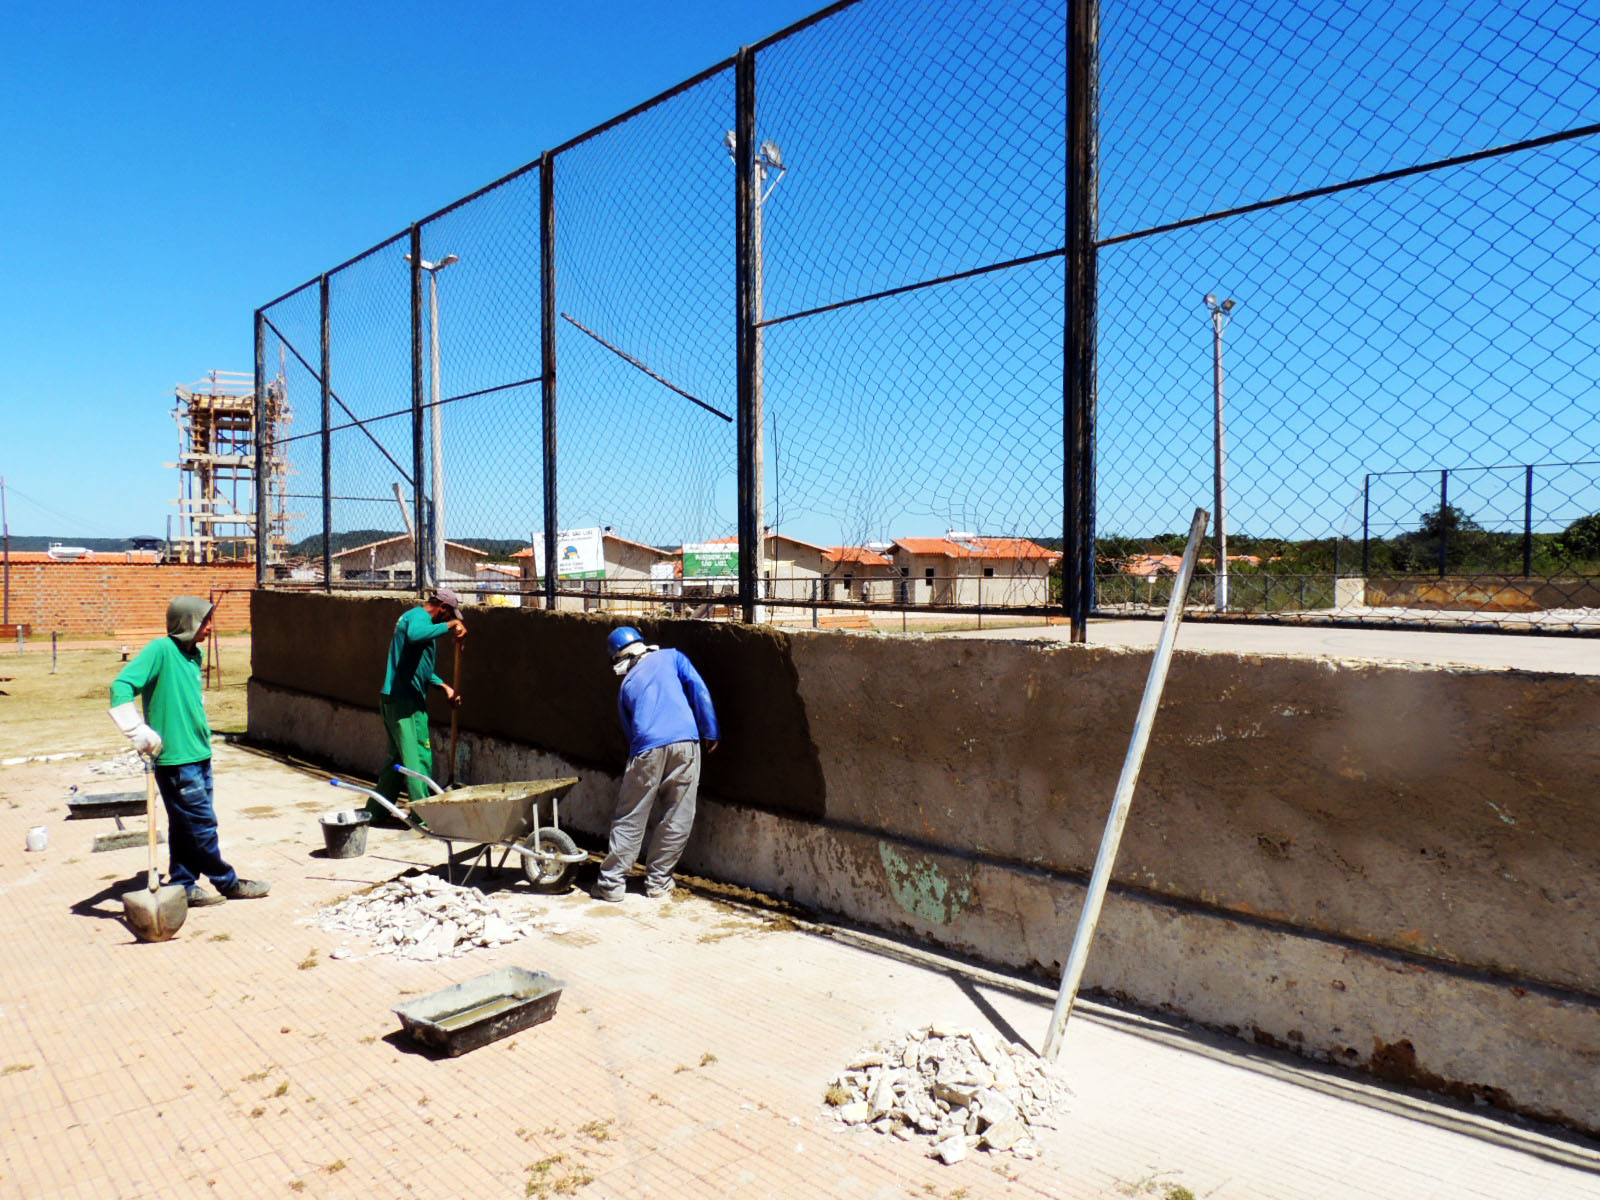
[447,638,464,786]
[145,762,160,893]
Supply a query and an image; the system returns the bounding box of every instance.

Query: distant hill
[5,536,155,553]
[286,530,528,561]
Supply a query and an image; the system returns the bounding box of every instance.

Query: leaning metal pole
[1042,506,1209,1062]
[1064,0,1100,643]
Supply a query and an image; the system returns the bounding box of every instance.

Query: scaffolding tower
[168,369,291,563]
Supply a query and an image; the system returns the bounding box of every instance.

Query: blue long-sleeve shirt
[618,648,718,758]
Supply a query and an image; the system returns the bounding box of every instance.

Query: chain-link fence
[256,0,1600,635]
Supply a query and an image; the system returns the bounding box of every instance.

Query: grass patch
[2,1063,36,1076]
[0,636,249,758]
[297,951,318,970]
[576,1118,612,1142]
[272,1082,290,1098]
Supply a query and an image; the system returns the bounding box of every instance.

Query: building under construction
[168,370,291,563]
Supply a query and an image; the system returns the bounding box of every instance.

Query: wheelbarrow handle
[393,764,447,795]
[328,778,410,823]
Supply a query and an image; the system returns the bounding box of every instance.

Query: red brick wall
[0,562,257,636]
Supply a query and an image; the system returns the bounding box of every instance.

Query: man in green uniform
[372,587,466,821]
[108,596,270,906]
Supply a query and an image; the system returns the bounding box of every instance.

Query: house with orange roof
[513,528,677,613]
[889,533,1060,607]
[821,545,897,602]
[680,531,834,610]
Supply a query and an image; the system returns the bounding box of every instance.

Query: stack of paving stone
[312,874,556,961]
[825,1023,1071,1164]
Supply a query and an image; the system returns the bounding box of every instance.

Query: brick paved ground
[2,746,1597,1199]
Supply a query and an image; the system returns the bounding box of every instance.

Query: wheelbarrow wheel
[521,827,581,892]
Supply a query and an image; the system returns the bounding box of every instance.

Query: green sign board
[682,543,738,580]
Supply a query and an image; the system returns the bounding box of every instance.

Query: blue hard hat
[606,626,645,659]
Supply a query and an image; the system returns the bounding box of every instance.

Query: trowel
[122,762,187,942]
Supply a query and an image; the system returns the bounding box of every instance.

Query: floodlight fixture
[1203,292,1218,308]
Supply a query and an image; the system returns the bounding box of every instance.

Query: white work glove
[109,703,163,758]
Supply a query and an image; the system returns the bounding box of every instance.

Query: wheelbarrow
[329,770,586,892]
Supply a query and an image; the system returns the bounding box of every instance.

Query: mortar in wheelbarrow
[408,777,579,843]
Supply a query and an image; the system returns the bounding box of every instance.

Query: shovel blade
[123,883,188,943]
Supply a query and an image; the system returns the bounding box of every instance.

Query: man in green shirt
[372,587,467,820]
[108,596,270,906]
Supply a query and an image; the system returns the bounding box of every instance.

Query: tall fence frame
[256,0,1600,637]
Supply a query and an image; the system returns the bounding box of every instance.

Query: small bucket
[320,809,372,858]
[24,826,48,852]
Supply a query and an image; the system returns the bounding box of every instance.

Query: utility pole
[405,251,459,587]
[1202,293,1236,612]
[726,127,785,622]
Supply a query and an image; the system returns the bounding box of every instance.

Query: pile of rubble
[86,750,145,778]
[825,1024,1070,1164]
[311,874,563,962]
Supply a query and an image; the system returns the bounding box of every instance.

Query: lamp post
[405,252,459,586]
[725,131,785,619]
[1202,293,1236,612]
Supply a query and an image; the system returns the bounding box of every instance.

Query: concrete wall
[248,590,1600,1134]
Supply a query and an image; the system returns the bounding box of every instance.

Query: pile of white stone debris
[825,1023,1071,1164]
[310,873,565,962]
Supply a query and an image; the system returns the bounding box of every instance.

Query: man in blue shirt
[593,626,718,902]
[371,588,466,821]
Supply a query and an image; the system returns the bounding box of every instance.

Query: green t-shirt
[382,606,451,704]
[109,636,212,766]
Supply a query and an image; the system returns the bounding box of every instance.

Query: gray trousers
[595,740,701,896]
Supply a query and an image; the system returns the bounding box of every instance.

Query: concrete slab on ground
[2,745,1596,1199]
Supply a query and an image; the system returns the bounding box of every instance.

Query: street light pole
[406,252,459,587]
[1202,293,1236,612]
[726,131,784,620]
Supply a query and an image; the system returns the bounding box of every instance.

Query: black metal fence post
[540,152,559,611]
[734,45,758,624]
[410,224,426,594]
[253,309,267,584]
[1523,464,1534,579]
[320,274,332,592]
[1362,473,1370,577]
[1064,0,1100,643]
[1439,469,1449,578]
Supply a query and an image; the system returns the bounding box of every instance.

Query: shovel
[123,760,188,942]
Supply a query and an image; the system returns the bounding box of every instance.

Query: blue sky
[0,0,819,538]
[7,0,1598,556]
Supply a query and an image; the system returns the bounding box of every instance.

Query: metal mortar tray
[66,790,146,819]
[392,966,566,1057]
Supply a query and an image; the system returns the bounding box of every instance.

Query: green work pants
[374,694,434,813]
